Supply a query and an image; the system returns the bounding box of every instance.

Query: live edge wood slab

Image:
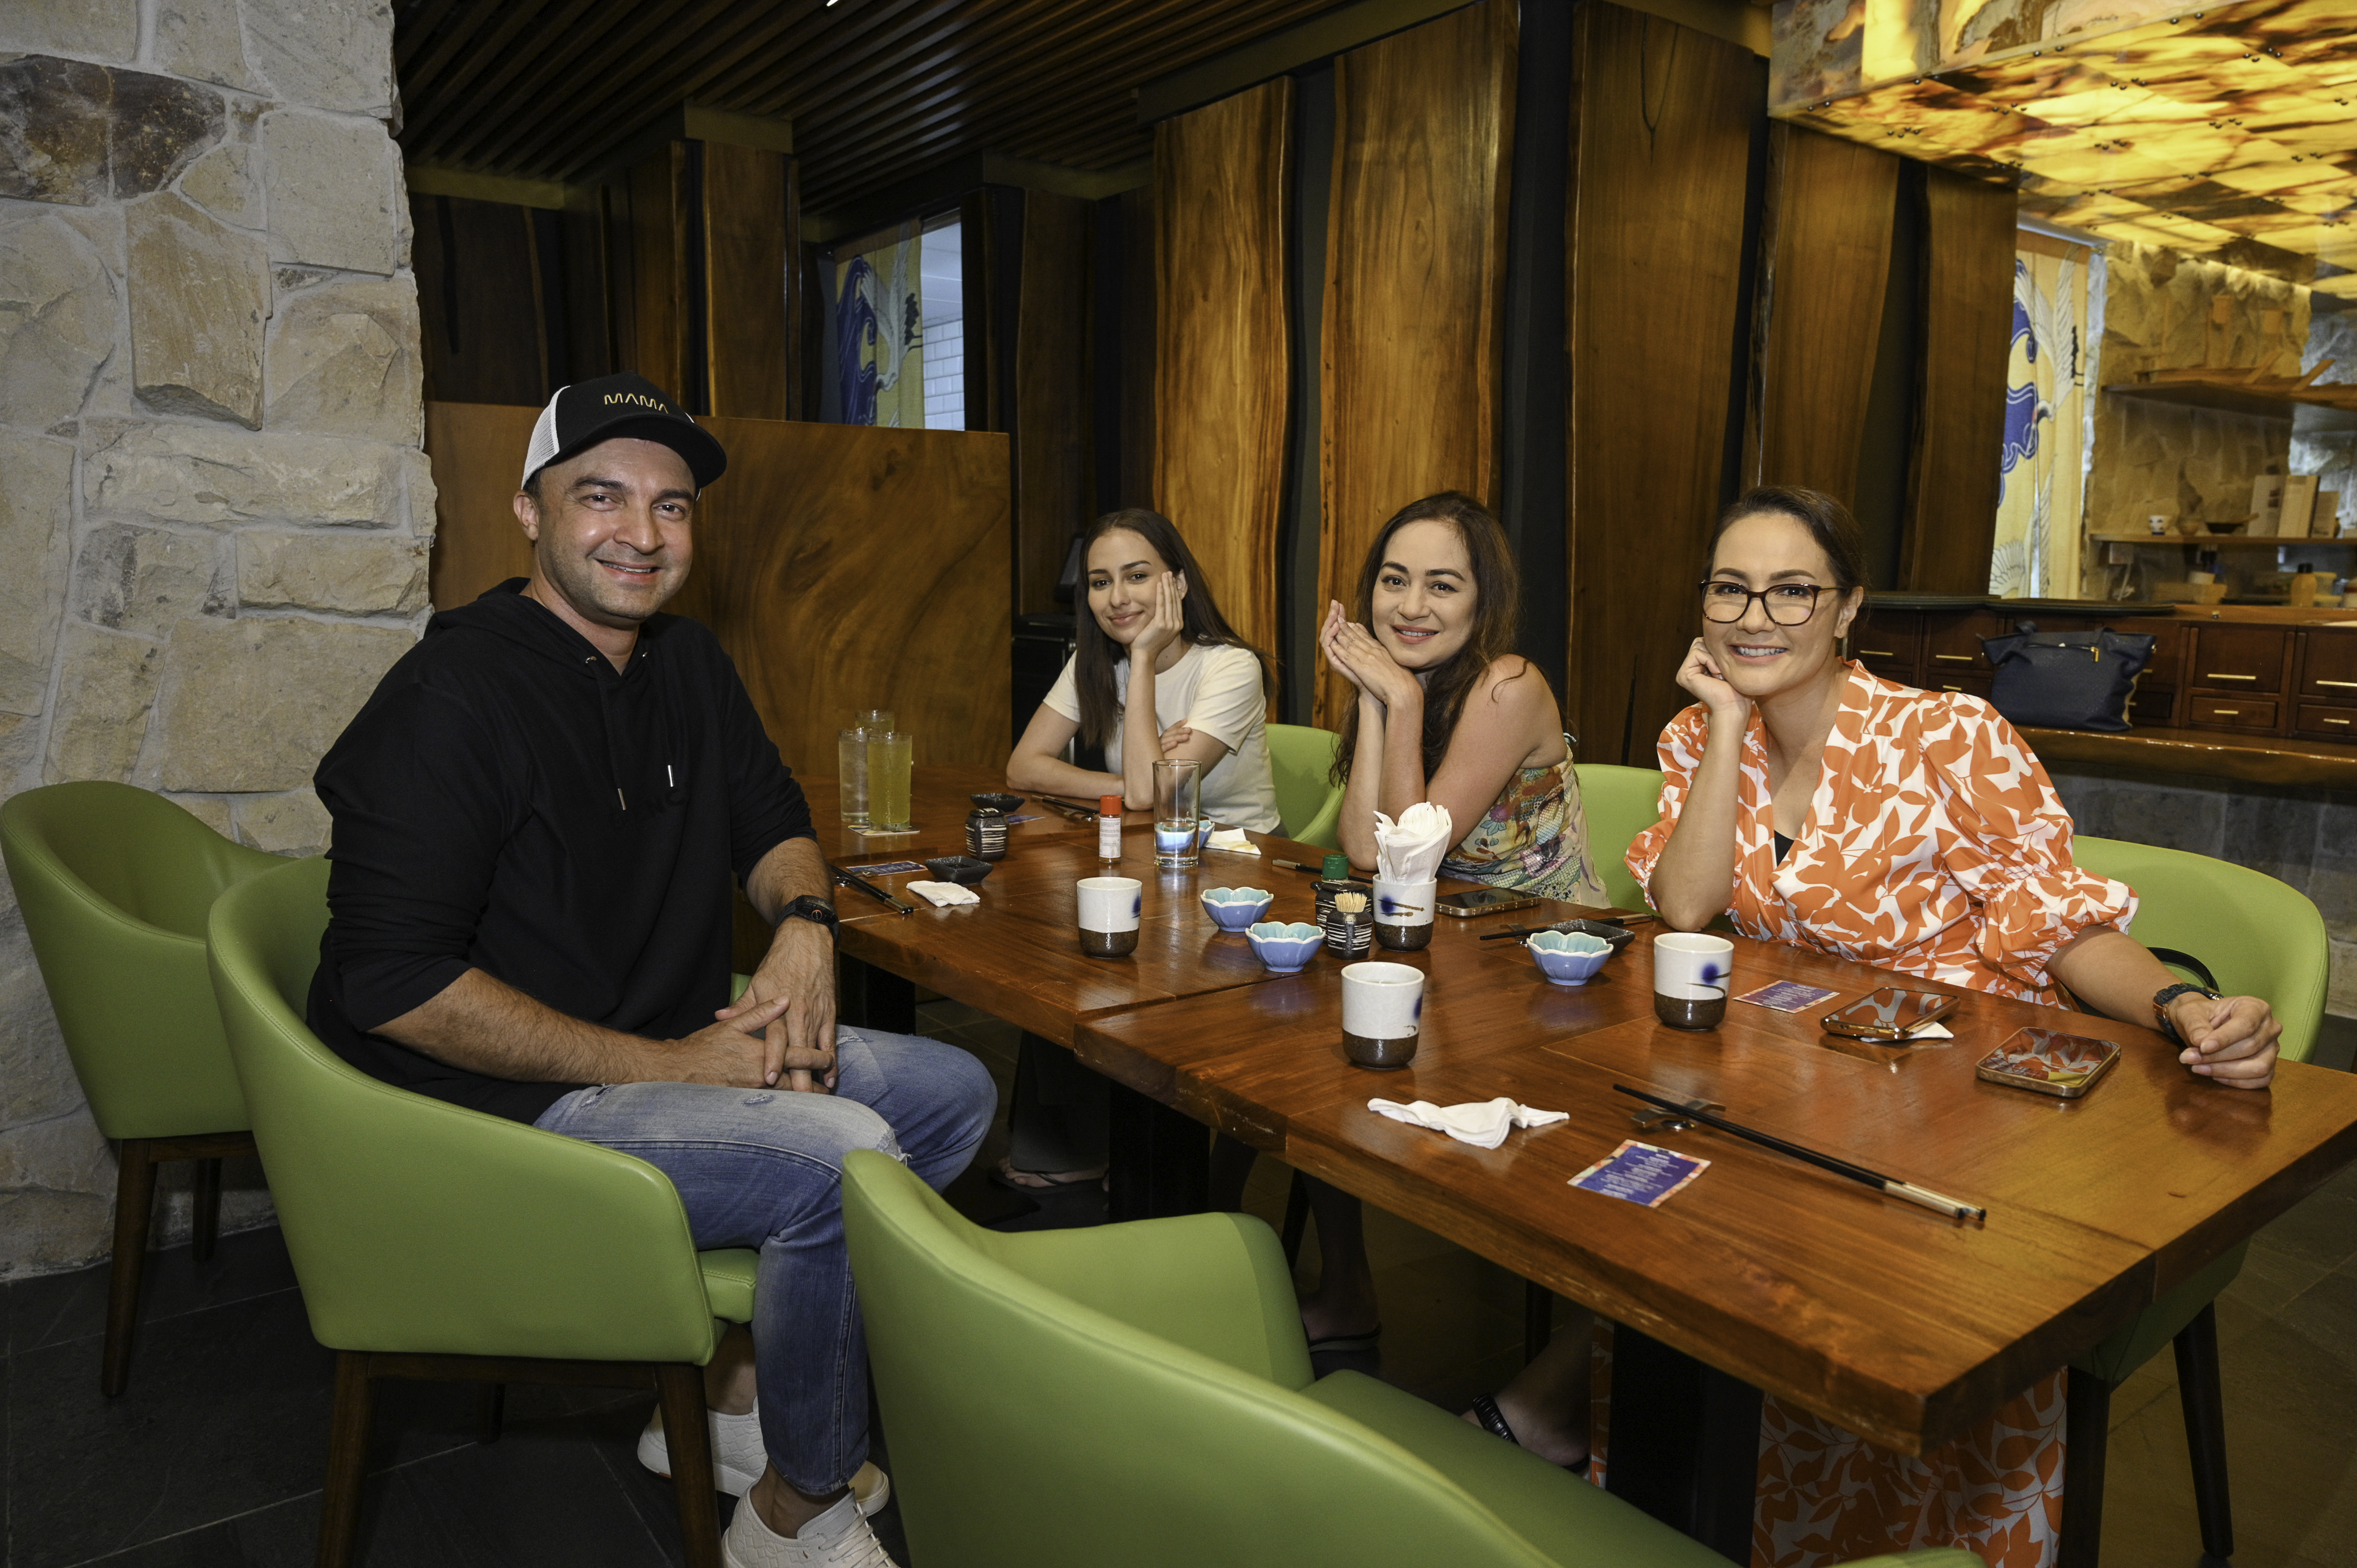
[1073,915,2357,1460]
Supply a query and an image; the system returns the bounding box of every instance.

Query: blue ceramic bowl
[1246,921,1322,973]
[1527,929,1613,985]
[1200,886,1275,931]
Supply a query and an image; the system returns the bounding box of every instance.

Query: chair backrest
[1573,764,1665,913]
[205,856,721,1362]
[0,781,280,1138]
[841,1150,1558,1568]
[2073,835,2326,1063]
[1265,724,1344,849]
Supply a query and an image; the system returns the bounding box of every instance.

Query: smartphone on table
[1975,1028,2122,1099]
[1819,988,1960,1041]
[1435,887,1542,918]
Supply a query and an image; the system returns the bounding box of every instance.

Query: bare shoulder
[1475,655,1555,716]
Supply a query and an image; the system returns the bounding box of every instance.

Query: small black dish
[1552,919,1636,950]
[923,855,994,885]
[970,792,1024,814]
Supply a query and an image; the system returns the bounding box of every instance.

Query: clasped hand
[1676,638,1749,723]
[1321,601,1420,708]
[698,920,840,1092]
[2168,993,2281,1089]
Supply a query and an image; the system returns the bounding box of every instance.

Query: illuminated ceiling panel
[1771,0,2357,282]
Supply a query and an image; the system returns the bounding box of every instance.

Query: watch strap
[2153,981,2220,1042]
[783,894,840,937]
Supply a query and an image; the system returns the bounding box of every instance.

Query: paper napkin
[906,881,980,907]
[1206,826,1261,855]
[1368,1096,1568,1151]
[1373,802,1454,883]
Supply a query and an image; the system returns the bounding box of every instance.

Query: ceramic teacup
[1077,876,1142,958]
[1372,877,1437,951]
[1342,960,1425,1069]
[1652,931,1732,1029]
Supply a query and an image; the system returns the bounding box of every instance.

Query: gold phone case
[1974,1027,2121,1099]
[1436,892,1540,918]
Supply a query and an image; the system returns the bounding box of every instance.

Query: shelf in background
[2023,725,2357,790]
[2090,532,2355,547]
[2102,375,2357,431]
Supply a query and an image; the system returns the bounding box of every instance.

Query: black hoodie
[308,579,813,1123]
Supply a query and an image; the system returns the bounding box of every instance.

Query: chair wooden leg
[658,1362,724,1568]
[476,1383,505,1445]
[102,1138,158,1397]
[1524,1281,1555,1363]
[2174,1302,2234,1560]
[1280,1170,1310,1267]
[2058,1366,2110,1568]
[190,1156,223,1263]
[319,1351,376,1568]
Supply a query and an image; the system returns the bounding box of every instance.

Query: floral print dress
[1440,751,1609,906]
[1626,663,2136,1568]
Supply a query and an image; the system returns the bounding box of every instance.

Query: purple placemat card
[1738,981,1839,1012]
[1568,1140,1710,1208]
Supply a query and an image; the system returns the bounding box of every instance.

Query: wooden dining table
[790,767,2357,1560]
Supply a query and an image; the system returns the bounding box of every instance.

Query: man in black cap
[310,372,992,1568]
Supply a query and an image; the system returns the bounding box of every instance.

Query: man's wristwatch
[782,894,840,940]
[2153,981,2220,1042]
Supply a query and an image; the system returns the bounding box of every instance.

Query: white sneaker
[723,1491,898,1568]
[637,1403,890,1515]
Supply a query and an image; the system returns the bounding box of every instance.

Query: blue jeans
[533,1026,995,1494]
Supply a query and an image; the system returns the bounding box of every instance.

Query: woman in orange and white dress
[1625,485,2280,1567]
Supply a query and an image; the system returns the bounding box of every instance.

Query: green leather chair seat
[1266,723,1344,849]
[1572,763,1664,914]
[698,1248,759,1325]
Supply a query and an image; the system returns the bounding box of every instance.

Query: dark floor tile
[2273,1262,2357,1380]
[69,1490,320,1568]
[2251,1174,2357,1273]
[8,1288,337,1568]
[9,1226,301,1359]
[2102,1369,2357,1568]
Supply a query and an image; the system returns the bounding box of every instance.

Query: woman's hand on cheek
[1677,638,1747,721]
[2176,995,2280,1088]
[1330,619,1418,707]
[1131,572,1185,663]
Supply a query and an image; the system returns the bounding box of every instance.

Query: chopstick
[1611,1084,1987,1223]
[1480,924,1553,942]
[831,861,914,915]
[1033,796,1099,822]
[1271,858,1323,875]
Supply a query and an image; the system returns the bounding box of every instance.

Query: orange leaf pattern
[1626,664,2135,1005]
[1623,664,2125,1565]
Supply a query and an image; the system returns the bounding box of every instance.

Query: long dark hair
[1333,492,1536,783]
[1072,508,1274,748]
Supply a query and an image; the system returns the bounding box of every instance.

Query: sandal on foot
[988,1156,1108,1191]
[1469,1393,1590,1473]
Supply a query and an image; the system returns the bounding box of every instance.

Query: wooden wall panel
[1566,4,1760,766]
[702,141,790,419]
[619,147,683,400]
[1153,77,1292,661]
[425,405,1013,771]
[1751,125,1900,502]
[1016,191,1094,615]
[1119,185,1158,511]
[1901,166,2014,593]
[1316,0,1518,729]
[411,195,547,407]
[424,400,540,611]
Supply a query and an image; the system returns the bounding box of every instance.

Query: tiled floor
[4,1003,2351,1566]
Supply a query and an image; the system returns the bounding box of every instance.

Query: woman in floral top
[1618,485,2277,1567]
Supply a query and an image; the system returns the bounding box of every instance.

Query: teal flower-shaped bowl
[1527,929,1613,986]
[1200,886,1275,931]
[1246,921,1322,973]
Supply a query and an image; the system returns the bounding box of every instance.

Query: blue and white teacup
[1077,876,1142,958]
[1652,932,1731,1029]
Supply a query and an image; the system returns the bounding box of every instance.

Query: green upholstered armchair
[2056,835,2327,1567]
[0,781,281,1395]
[1572,763,1665,915]
[205,854,758,1568]
[1266,723,1344,850]
[841,1148,1978,1568]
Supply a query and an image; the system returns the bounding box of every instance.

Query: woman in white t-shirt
[995,509,1278,1191]
[1009,509,1280,832]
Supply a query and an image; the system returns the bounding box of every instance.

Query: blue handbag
[1980,621,2156,733]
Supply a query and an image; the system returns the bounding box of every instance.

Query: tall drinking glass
[1153,759,1202,868]
[837,727,871,824]
[857,708,895,734]
[867,731,914,832]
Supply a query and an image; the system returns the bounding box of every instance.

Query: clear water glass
[868,731,914,832]
[1153,759,1202,868]
[857,708,895,733]
[836,727,870,823]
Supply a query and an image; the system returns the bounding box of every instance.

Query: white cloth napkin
[1206,826,1260,855]
[1367,1096,1568,1151]
[906,880,980,907]
[1373,802,1454,883]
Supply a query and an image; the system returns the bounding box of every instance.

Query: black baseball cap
[520,373,728,491]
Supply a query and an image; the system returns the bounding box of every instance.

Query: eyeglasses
[1697,580,1835,626]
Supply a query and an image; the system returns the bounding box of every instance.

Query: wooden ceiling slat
[487,0,958,174]
[393,0,468,73]
[394,0,1355,209]
[440,0,842,169]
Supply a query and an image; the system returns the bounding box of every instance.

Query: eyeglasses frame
[1695,580,1841,628]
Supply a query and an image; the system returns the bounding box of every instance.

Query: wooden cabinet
[2297,632,2357,702]
[2186,695,2279,730]
[2188,625,2293,696]
[1851,606,1919,683]
[2296,701,2357,740]
[1920,609,1994,674]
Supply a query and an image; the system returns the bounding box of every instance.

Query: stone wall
[0,0,425,1275]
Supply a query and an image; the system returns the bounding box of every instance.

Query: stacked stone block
[0,0,425,1273]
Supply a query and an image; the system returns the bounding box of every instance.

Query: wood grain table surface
[1073,923,2357,1457]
